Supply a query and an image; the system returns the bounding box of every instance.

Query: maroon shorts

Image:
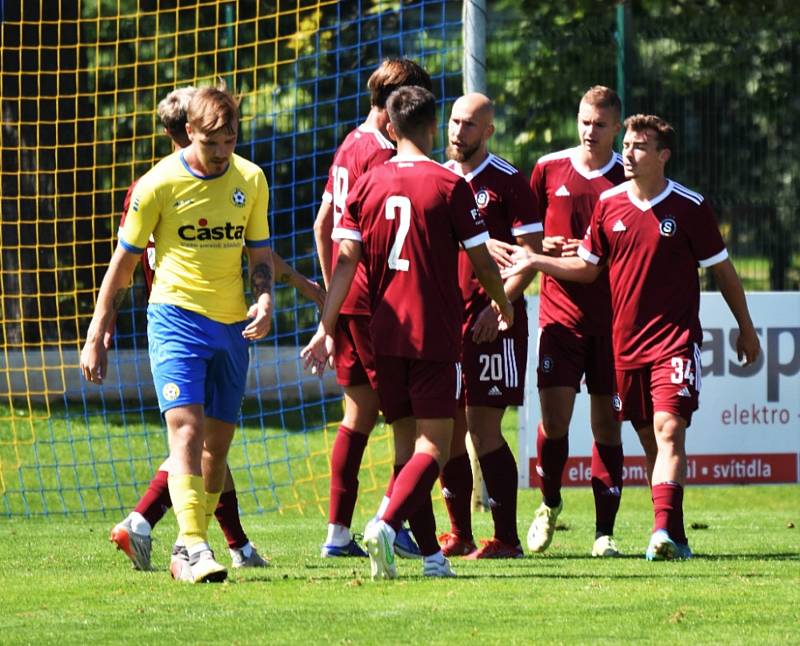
[536,324,615,395]
[334,314,376,387]
[462,317,527,408]
[374,355,460,424]
[614,344,701,427]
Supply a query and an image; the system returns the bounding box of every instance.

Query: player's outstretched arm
[80,245,141,384]
[709,258,761,365]
[465,243,514,331]
[471,232,542,344]
[243,246,275,341]
[301,239,362,375]
[273,251,326,311]
[313,200,335,288]
[500,245,601,284]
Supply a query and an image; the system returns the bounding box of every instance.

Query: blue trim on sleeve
[119,238,146,254]
[245,238,271,248]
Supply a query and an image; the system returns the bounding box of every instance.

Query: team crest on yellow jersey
[231,188,246,207]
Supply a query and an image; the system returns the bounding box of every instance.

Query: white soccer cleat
[422,556,457,578]
[591,534,621,558]
[527,500,563,553]
[230,544,270,568]
[110,518,152,571]
[170,543,193,582]
[189,549,228,583]
[364,520,397,580]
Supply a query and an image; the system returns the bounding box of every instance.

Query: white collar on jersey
[357,124,396,149]
[388,154,432,163]
[569,147,620,180]
[446,153,495,182]
[626,179,675,211]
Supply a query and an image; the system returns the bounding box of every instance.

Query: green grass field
[2,484,798,645]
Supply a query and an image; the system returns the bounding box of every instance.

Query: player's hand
[472,304,500,344]
[298,277,326,312]
[243,295,273,340]
[485,238,516,269]
[542,236,566,256]
[491,299,514,331]
[560,238,583,257]
[736,326,761,366]
[300,323,335,376]
[80,338,108,385]
[499,245,534,279]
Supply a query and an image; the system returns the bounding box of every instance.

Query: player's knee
[591,419,622,445]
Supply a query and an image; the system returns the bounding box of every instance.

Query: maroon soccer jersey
[322,125,396,315]
[334,156,489,362]
[579,179,728,369]
[444,154,541,309]
[530,147,626,334]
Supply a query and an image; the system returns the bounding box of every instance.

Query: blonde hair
[580,85,622,120]
[187,79,240,135]
[157,86,196,146]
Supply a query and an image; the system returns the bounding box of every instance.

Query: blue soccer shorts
[147,303,249,423]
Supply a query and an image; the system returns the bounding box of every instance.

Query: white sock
[187,541,211,559]
[376,496,391,519]
[423,550,445,566]
[326,523,351,547]
[128,512,151,536]
[231,541,253,558]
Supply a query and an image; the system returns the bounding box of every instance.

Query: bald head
[447,93,495,166]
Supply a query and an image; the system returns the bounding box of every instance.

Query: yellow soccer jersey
[119,150,270,323]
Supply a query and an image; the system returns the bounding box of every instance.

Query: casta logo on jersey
[231,188,246,207]
[178,218,245,240]
[659,217,677,237]
[475,189,491,208]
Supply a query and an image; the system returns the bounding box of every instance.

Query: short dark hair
[624,114,676,152]
[386,86,437,140]
[368,58,432,109]
[580,85,622,121]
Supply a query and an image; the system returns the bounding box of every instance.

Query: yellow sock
[168,474,206,549]
[205,490,222,533]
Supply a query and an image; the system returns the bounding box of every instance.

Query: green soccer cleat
[364,520,397,580]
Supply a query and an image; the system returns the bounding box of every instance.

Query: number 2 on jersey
[385,195,411,271]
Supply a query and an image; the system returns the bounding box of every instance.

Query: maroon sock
[591,442,624,537]
[133,469,172,529]
[382,453,440,536]
[479,443,520,546]
[537,423,568,508]
[439,452,473,540]
[328,425,369,527]
[214,489,248,549]
[407,495,440,556]
[385,462,404,498]
[652,482,687,544]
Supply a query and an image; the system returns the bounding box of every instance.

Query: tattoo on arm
[111,287,129,313]
[250,262,274,299]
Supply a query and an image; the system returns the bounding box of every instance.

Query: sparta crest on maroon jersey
[579,179,728,369]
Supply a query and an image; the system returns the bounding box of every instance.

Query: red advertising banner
[528,453,799,487]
